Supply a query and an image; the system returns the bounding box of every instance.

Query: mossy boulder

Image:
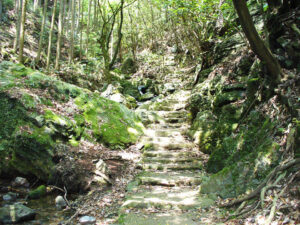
[200,111,281,198]
[201,141,280,198]
[0,61,144,184]
[28,185,47,199]
[121,58,137,74]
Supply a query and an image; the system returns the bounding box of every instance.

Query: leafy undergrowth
[0,61,144,192]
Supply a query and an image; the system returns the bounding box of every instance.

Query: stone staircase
[119,90,215,225]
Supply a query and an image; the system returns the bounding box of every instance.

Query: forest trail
[118,56,217,225]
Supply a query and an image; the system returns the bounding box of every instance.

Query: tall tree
[36,0,48,64]
[109,0,124,70]
[33,0,40,11]
[46,0,57,70]
[55,0,65,70]
[86,0,92,54]
[0,0,3,22]
[79,0,83,60]
[68,0,75,64]
[13,0,22,52]
[232,0,281,83]
[18,0,27,63]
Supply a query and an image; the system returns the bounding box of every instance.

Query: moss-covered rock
[121,58,137,74]
[28,185,47,199]
[0,61,144,184]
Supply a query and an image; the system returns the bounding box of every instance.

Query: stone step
[121,186,214,210]
[144,128,186,138]
[147,123,189,130]
[142,156,196,164]
[144,141,194,150]
[143,150,198,158]
[155,110,188,118]
[138,171,203,186]
[142,136,186,144]
[149,104,185,111]
[119,211,205,225]
[142,162,202,171]
[164,117,186,124]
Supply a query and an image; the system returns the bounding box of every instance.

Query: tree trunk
[55,0,65,70]
[69,0,75,64]
[33,0,40,11]
[86,0,92,54]
[232,0,281,83]
[35,0,48,64]
[13,0,23,52]
[79,0,83,60]
[46,0,57,70]
[0,0,3,22]
[18,0,27,63]
[109,0,124,70]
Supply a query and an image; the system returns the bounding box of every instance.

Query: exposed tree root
[222,159,300,223]
[221,158,300,208]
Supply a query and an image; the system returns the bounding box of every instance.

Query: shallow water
[22,194,75,224]
[0,180,75,224]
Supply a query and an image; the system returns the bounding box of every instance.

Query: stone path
[119,90,215,225]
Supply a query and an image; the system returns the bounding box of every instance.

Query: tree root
[222,159,300,223]
[221,158,300,208]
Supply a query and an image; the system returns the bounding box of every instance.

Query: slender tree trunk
[232,0,281,83]
[109,0,124,70]
[86,0,92,54]
[35,0,48,64]
[79,0,83,60]
[46,0,57,70]
[69,0,75,64]
[93,0,97,27]
[18,0,27,63]
[76,0,80,35]
[55,0,65,70]
[33,0,39,11]
[0,0,3,22]
[13,0,22,52]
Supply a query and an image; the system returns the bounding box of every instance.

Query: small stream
[0,179,75,224]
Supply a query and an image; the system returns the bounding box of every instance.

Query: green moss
[11,125,55,180]
[207,111,277,173]
[28,185,47,199]
[20,93,38,110]
[119,80,141,100]
[0,61,144,182]
[74,93,144,148]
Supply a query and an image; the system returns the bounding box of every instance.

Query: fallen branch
[48,185,70,207]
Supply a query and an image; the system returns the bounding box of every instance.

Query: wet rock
[140,93,155,101]
[28,185,47,199]
[0,203,36,224]
[55,196,67,210]
[162,83,176,94]
[12,177,29,188]
[3,192,18,202]
[79,215,96,224]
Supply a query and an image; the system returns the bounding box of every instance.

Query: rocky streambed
[0,177,76,224]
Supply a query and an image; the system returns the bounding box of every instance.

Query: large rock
[0,203,36,224]
[121,58,137,74]
[0,62,144,186]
